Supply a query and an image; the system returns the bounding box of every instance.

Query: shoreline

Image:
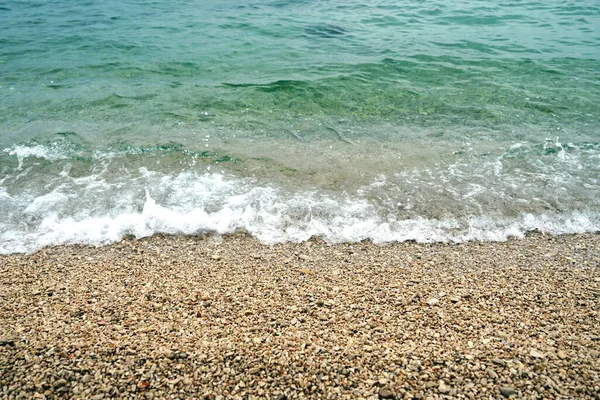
[1,232,599,399]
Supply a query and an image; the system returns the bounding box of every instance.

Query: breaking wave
[1,169,599,254]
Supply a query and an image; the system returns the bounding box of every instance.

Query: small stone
[487,369,498,379]
[449,296,460,303]
[298,254,310,261]
[379,387,394,399]
[557,350,567,360]
[530,349,545,359]
[378,378,388,385]
[211,255,221,261]
[427,298,440,306]
[438,382,450,394]
[491,358,506,366]
[0,338,15,346]
[299,268,311,275]
[53,378,68,388]
[500,386,515,397]
[59,369,75,381]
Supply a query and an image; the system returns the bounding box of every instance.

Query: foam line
[1,172,599,254]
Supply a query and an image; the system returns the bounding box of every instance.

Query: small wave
[1,171,599,254]
[304,24,347,38]
[3,142,76,170]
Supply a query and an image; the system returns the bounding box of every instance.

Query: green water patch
[2,40,598,142]
[208,56,600,129]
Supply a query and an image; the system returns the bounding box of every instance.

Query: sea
[1,0,599,254]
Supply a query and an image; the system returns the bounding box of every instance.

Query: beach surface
[1,232,599,399]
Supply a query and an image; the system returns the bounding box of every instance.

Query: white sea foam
[0,171,599,254]
[3,143,75,169]
[2,137,599,254]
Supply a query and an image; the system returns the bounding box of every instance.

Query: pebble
[438,382,450,394]
[426,298,440,306]
[500,386,516,397]
[557,350,567,359]
[530,349,545,359]
[379,387,394,399]
[492,358,506,366]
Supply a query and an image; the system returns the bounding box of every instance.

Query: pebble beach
[1,232,599,399]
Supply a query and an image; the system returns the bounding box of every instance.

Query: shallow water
[1,0,599,253]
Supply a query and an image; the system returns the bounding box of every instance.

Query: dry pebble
[1,232,600,399]
[500,386,516,397]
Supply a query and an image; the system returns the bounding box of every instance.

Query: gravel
[1,232,599,399]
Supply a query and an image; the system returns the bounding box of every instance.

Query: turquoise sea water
[1,0,599,253]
